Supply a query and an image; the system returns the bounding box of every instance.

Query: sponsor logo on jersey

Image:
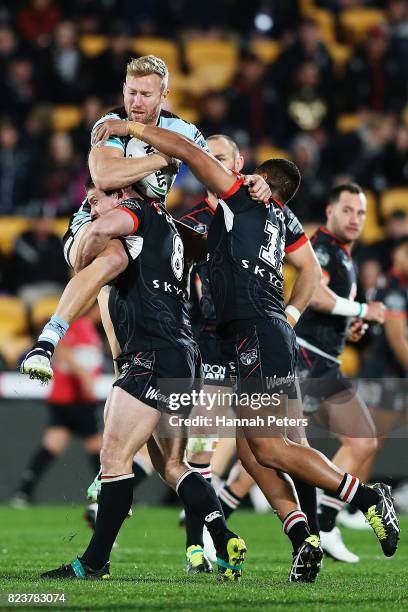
[240,349,258,366]
[315,247,330,267]
[205,511,222,523]
[133,356,153,370]
[241,260,283,288]
[152,279,186,297]
[203,363,226,380]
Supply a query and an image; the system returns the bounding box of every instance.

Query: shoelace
[365,506,386,540]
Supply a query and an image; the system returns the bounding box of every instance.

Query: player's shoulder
[177,198,215,229]
[158,109,207,148]
[118,197,145,213]
[92,106,127,130]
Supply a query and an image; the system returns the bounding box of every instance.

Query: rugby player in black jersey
[40,186,248,582]
[296,184,386,563]
[178,134,322,571]
[100,118,400,577]
[360,236,408,454]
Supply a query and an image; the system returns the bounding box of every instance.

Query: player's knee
[100,440,130,474]
[163,459,185,489]
[245,441,283,471]
[347,436,378,459]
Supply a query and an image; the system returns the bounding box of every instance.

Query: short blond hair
[126,55,169,90]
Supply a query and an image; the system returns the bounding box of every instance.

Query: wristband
[331,297,368,318]
[127,121,146,139]
[285,305,301,324]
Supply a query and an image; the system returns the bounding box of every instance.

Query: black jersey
[296,226,357,357]
[108,198,194,354]
[207,177,308,331]
[366,269,408,377]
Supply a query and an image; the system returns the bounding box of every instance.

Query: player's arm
[285,241,321,326]
[89,145,170,192]
[310,279,385,323]
[78,208,138,270]
[96,119,237,196]
[384,314,408,371]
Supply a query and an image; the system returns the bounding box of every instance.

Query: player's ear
[161,88,169,101]
[236,155,244,172]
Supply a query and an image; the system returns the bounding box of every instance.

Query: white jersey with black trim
[91,107,208,203]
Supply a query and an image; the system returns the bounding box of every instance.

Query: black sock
[318,493,344,532]
[184,463,212,548]
[335,474,379,514]
[34,340,55,358]
[88,453,100,476]
[177,471,233,552]
[81,474,134,569]
[218,485,242,520]
[283,511,310,552]
[132,459,150,488]
[17,447,56,499]
[292,477,320,535]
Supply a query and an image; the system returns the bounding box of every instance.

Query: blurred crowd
[0,0,407,372]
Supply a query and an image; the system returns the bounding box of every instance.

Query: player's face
[123,74,168,125]
[208,138,243,172]
[88,188,118,219]
[327,191,367,243]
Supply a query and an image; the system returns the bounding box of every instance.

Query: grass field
[0,505,406,611]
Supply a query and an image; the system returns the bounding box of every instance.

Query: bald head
[207,134,243,173]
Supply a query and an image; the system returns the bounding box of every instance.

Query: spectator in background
[33,131,87,216]
[289,133,327,221]
[387,0,408,79]
[7,213,68,308]
[342,24,405,113]
[272,18,334,98]
[17,0,60,48]
[197,91,234,139]
[379,123,408,188]
[91,22,133,103]
[0,25,20,78]
[0,120,32,214]
[2,57,37,123]
[366,209,408,272]
[71,96,103,157]
[37,20,90,104]
[280,61,334,144]
[11,306,103,507]
[228,52,284,144]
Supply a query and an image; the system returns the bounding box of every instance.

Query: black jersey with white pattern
[108,198,194,354]
[296,226,357,357]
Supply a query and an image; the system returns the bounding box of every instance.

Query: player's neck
[322,224,353,253]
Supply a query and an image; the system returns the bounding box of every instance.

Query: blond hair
[126,55,169,90]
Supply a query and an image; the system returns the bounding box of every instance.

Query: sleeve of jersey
[90,113,125,151]
[284,208,308,253]
[116,202,145,235]
[384,290,407,318]
[313,245,333,282]
[219,176,249,212]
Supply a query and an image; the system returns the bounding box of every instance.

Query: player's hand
[78,373,95,400]
[91,119,129,145]
[363,301,386,324]
[244,174,271,204]
[348,318,368,342]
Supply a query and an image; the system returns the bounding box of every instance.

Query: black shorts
[198,329,232,386]
[47,402,101,437]
[113,344,202,413]
[225,317,297,398]
[359,360,407,412]
[62,210,92,268]
[296,346,354,413]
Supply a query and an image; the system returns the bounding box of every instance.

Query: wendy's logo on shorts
[240,349,258,366]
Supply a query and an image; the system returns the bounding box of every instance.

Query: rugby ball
[126,137,177,200]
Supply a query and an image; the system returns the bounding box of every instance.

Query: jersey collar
[319,226,352,256]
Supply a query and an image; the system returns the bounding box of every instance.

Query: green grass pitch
[0,505,406,611]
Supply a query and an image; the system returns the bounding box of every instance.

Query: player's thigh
[102,387,161,461]
[43,427,71,454]
[64,223,90,270]
[322,391,377,439]
[98,285,121,369]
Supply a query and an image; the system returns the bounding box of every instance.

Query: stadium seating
[302,7,336,45]
[79,34,108,57]
[339,8,386,44]
[52,106,83,132]
[249,39,282,65]
[0,217,31,254]
[31,296,61,329]
[326,43,353,74]
[255,146,291,166]
[0,334,32,368]
[53,218,70,238]
[0,297,28,337]
[132,37,181,72]
[184,40,238,91]
[336,113,363,133]
[380,188,408,218]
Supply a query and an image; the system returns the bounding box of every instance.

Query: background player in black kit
[41,186,247,582]
[296,184,386,563]
[361,237,408,451]
[100,117,400,579]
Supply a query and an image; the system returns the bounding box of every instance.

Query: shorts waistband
[219,314,287,338]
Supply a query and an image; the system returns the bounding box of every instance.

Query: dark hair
[254,158,301,204]
[327,182,364,204]
[393,235,408,251]
[84,174,95,192]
